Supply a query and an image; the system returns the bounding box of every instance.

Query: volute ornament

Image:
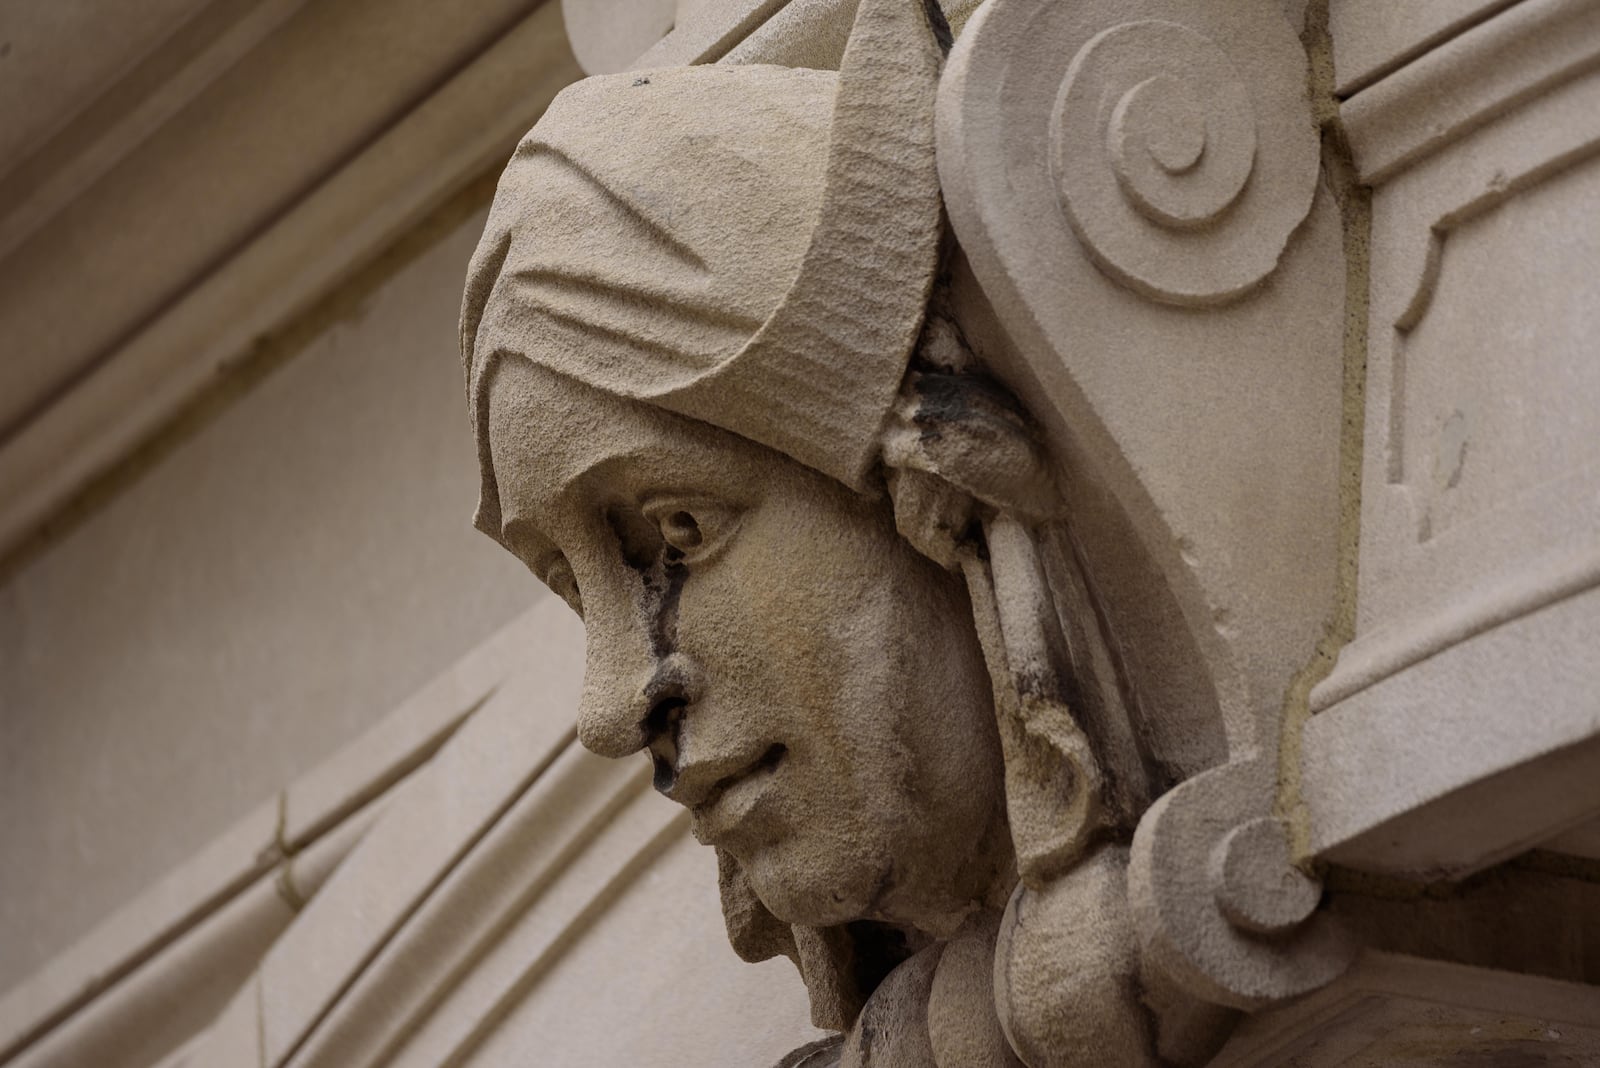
[1047,6,1320,305]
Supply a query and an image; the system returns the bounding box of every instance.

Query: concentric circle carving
[1052,19,1315,306]
[1110,70,1253,229]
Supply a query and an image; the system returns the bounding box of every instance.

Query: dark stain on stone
[921,0,953,54]
[910,371,1037,448]
[650,558,687,657]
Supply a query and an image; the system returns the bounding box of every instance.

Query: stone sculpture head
[460,26,1035,1020]
[480,356,1010,933]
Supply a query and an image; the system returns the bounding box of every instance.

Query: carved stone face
[483,356,1008,933]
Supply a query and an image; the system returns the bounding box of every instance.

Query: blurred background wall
[0,206,536,990]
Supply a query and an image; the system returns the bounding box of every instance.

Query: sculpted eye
[643,498,737,564]
[659,509,702,553]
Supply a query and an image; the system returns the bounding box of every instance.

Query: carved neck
[869,794,1017,940]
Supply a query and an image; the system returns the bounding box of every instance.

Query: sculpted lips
[676,743,787,842]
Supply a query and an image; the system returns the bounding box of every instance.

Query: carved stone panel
[1306,0,1600,878]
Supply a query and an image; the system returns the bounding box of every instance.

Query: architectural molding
[0,606,563,1068]
[0,0,581,565]
[1308,0,1600,879]
[1214,951,1600,1065]
[1339,0,1600,184]
[937,0,1351,1009]
[0,0,312,264]
[1329,0,1525,95]
[281,757,669,1068]
[1305,583,1600,876]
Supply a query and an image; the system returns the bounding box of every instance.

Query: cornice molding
[0,0,312,264]
[1214,951,1600,1066]
[1339,0,1600,184]
[0,0,581,566]
[1329,0,1523,96]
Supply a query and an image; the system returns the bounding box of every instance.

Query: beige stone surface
[939,0,1352,1012]
[1543,819,1600,863]
[275,605,540,850]
[0,600,551,1066]
[562,0,676,73]
[0,795,275,1055]
[164,590,826,1068]
[634,0,793,67]
[457,0,1600,1059]
[4,868,293,1068]
[1339,0,1600,184]
[0,0,308,263]
[194,972,263,1068]
[1329,0,1522,93]
[993,848,1155,1067]
[253,599,583,1067]
[7,0,1600,1063]
[0,209,537,993]
[1304,465,1600,877]
[267,742,623,1067]
[149,1031,208,1068]
[1310,0,1600,877]
[2,597,590,1067]
[365,758,669,1068]
[719,0,857,68]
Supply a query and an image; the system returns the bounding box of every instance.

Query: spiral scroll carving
[1051,19,1317,306]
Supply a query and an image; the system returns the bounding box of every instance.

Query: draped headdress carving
[461,0,945,545]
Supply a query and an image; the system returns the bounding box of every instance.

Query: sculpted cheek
[677,536,845,746]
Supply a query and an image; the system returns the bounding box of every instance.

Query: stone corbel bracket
[937,0,1354,1008]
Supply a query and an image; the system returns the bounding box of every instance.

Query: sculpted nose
[576,607,699,760]
[572,566,659,757]
[577,629,654,759]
